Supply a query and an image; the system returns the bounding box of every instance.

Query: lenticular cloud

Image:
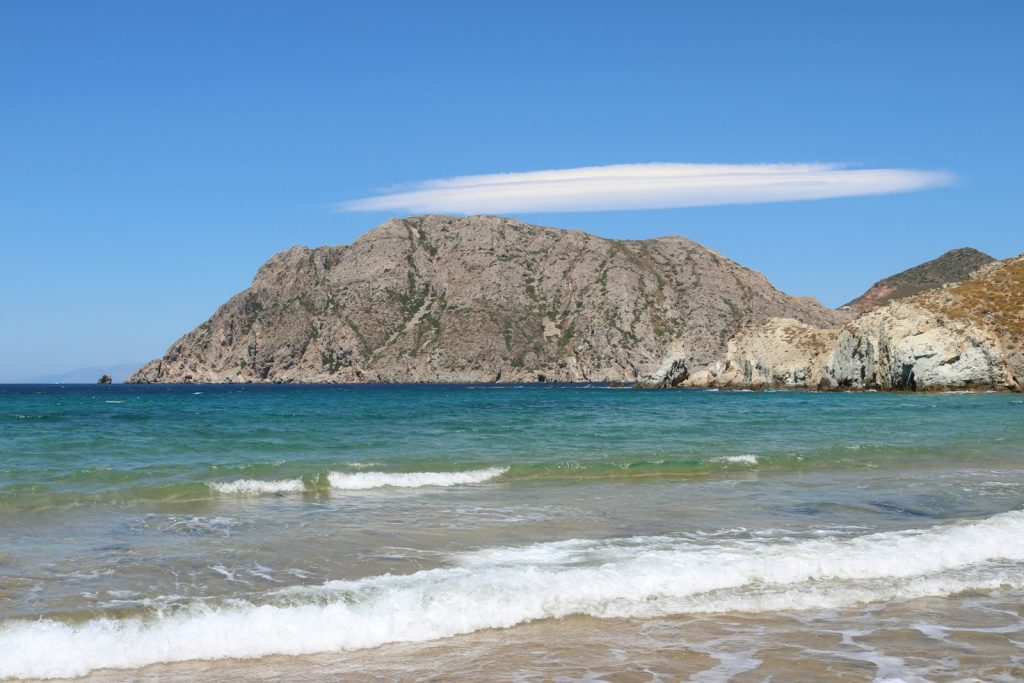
[338,162,954,214]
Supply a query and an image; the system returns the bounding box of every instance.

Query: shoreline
[14,379,1016,393]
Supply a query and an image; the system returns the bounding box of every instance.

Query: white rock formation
[682,256,1024,392]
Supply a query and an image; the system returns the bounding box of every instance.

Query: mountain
[128,215,837,384]
[688,254,1024,391]
[842,247,994,312]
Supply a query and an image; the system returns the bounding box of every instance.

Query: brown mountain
[842,247,994,312]
[690,254,1023,392]
[128,215,837,384]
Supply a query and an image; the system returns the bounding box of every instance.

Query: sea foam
[3,510,1024,679]
[208,478,306,494]
[326,467,508,490]
[716,455,759,465]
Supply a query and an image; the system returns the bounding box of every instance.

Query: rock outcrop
[688,255,1024,392]
[128,215,836,384]
[842,247,994,313]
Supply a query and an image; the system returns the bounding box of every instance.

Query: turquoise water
[4,384,1021,509]
[2,385,1024,680]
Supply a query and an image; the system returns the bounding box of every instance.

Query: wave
[208,479,306,495]
[326,467,508,490]
[714,454,758,465]
[3,510,1024,679]
[0,439,1016,512]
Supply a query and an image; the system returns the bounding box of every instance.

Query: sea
[1,384,1023,681]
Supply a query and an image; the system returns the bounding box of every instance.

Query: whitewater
[3,511,1024,679]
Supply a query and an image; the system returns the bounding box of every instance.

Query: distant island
[128,216,1022,392]
[14,362,147,385]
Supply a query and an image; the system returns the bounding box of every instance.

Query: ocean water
[1,384,1023,681]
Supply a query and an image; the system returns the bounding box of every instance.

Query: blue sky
[1,2,1021,380]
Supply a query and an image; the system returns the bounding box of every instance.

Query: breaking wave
[3,510,1024,679]
[326,467,509,490]
[715,454,759,465]
[208,479,306,494]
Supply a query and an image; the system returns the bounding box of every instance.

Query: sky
[1,1,1022,380]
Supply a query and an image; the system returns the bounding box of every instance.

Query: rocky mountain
[842,247,994,313]
[128,215,837,384]
[685,254,1024,391]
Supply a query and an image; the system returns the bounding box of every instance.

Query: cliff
[128,215,837,384]
[685,255,1024,391]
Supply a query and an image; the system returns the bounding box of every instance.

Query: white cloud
[336,162,954,214]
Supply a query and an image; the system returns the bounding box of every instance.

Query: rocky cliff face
[128,215,836,384]
[686,255,1024,392]
[842,247,994,313]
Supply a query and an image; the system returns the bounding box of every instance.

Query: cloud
[336,162,955,214]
